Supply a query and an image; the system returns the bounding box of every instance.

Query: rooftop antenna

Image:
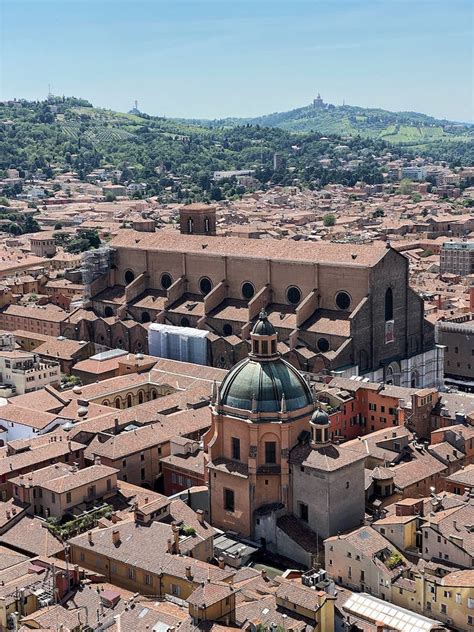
[134,99,138,111]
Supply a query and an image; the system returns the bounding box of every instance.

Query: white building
[0,350,60,396]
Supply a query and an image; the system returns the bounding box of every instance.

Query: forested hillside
[1,97,472,203]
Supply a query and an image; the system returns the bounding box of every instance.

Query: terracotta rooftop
[0,514,63,556]
[110,230,389,266]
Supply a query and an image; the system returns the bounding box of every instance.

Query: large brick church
[74,207,443,389]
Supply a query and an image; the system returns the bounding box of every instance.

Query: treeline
[0,98,471,204]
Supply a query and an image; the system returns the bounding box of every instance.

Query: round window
[199,277,212,295]
[241,281,255,300]
[286,286,302,305]
[317,337,330,353]
[180,317,190,327]
[124,270,135,285]
[161,273,173,290]
[223,323,233,336]
[335,291,351,311]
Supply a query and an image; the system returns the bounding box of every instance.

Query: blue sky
[1,0,472,121]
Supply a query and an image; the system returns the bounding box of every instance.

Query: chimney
[6,510,11,519]
[94,456,101,466]
[167,538,173,554]
[114,418,119,435]
[196,509,205,525]
[185,565,193,580]
[218,557,225,569]
[172,522,180,554]
[261,569,267,580]
[88,531,93,545]
[112,529,121,546]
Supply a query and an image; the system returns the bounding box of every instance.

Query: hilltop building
[314,93,326,109]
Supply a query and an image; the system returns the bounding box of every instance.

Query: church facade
[204,312,365,562]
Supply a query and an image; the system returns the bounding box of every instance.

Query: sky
[1,0,473,122]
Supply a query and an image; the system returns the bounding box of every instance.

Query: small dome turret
[310,407,331,446]
[311,408,329,426]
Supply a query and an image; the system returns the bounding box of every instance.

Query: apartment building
[0,434,85,500]
[10,462,118,519]
[0,350,60,396]
[440,241,474,276]
[324,526,408,600]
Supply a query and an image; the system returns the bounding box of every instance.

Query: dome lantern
[310,408,330,446]
[250,310,278,359]
[216,310,314,418]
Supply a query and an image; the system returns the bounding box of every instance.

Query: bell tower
[179,203,217,236]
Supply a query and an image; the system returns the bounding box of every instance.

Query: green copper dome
[219,356,313,414]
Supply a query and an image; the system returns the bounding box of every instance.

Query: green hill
[0,97,472,205]
[184,102,473,147]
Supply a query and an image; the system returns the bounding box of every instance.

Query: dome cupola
[216,311,314,418]
[310,407,330,446]
[250,310,278,358]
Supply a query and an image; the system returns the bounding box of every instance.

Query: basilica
[205,310,366,565]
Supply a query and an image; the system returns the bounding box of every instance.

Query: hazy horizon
[1,0,473,123]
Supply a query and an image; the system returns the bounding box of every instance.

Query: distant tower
[134,99,138,110]
[273,152,283,171]
[179,203,217,236]
[313,93,324,109]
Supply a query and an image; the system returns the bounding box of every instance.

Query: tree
[210,186,223,201]
[23,215,41,233]
[323,213,336,227]
[398,178,413,195]
[54,222,63,230]
[105,192,116,202]
[8,222,22,235]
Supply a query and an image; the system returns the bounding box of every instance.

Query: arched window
[335,291,351,311]
[115,398,121,409]
[241,282,255,300]
[223,323,233,336]
[126,394,132,408]
[411,371,419,388]
[124,270,135,285]
[141,311,151,323]
[161,273,173,290]
[187,217,193,234]
[151,389,157,400]
[138,391,144,404]
[104,306,114,318]
[180,317,190,327]
[385,288,393,321]
[199,277,212,295]
[286,286,301,305]
[317,337,330,353]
